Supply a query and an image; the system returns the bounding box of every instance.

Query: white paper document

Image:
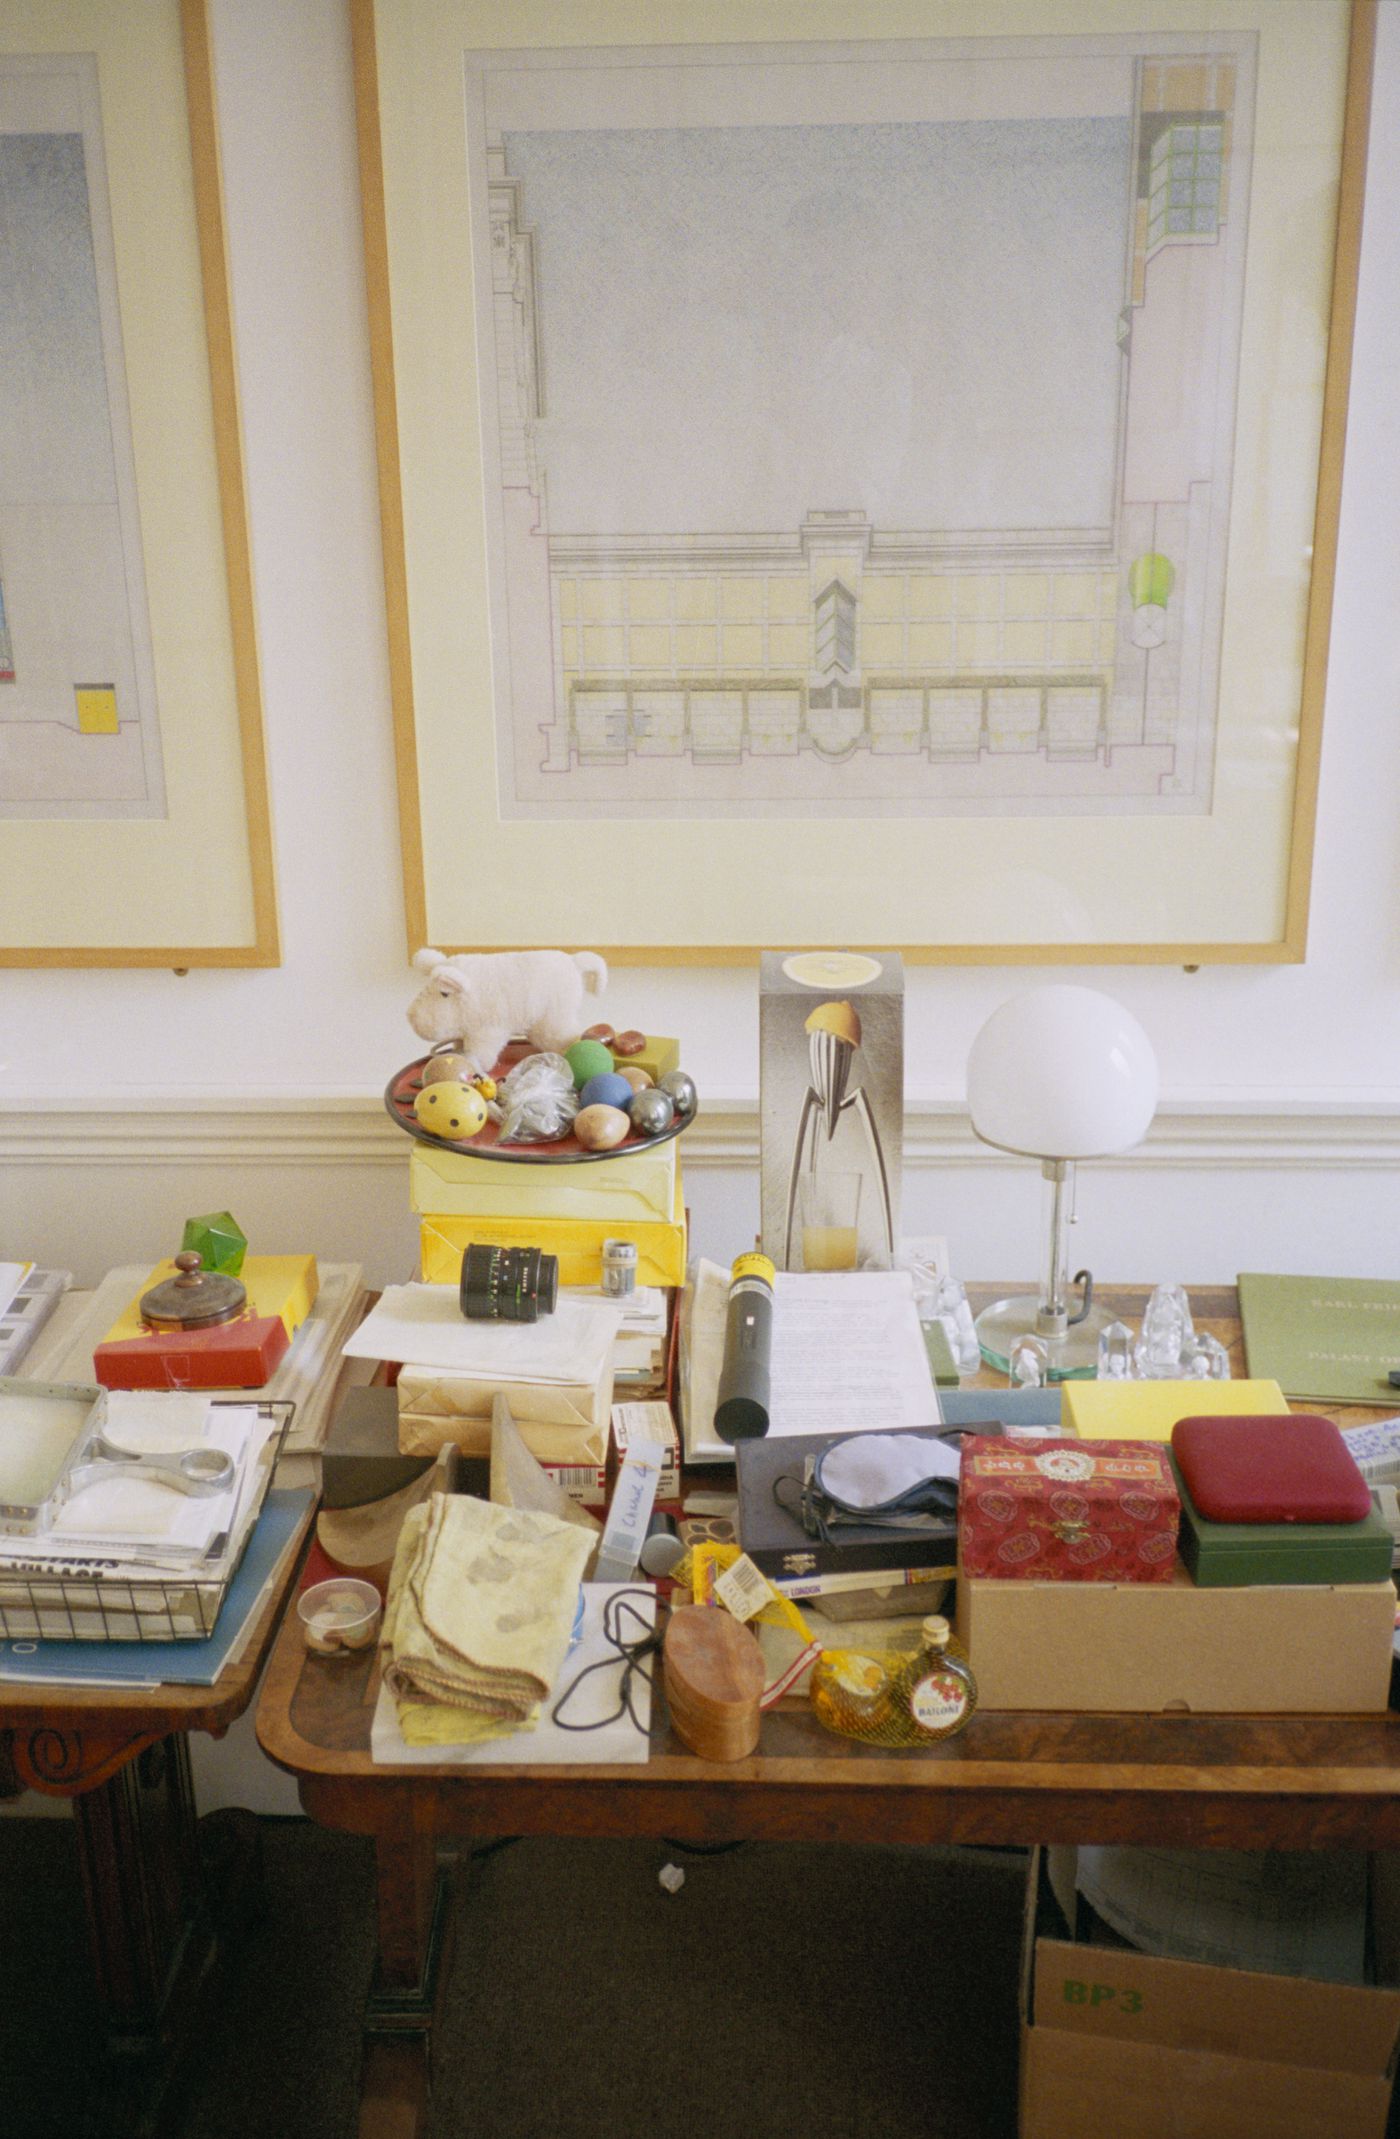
[768,1271,938,1437]
[0,1263,33,1320]
[681,1259,940,1462]
[344,1283,621,1384]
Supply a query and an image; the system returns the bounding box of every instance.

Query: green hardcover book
[1172,1459,1395,1588]
[921,1318,960,1388]
[1237,1272,1400,1405]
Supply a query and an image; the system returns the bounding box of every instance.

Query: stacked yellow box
[412,1134,687,1288]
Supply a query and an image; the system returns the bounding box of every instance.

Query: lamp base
[975,1295,1116,1382]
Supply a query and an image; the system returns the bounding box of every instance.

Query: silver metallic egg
[657,1069,696,1117]
[628,1087,675,1137]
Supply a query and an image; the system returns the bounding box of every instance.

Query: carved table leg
[70,1733,221,2138]
[357,1826,455,2139]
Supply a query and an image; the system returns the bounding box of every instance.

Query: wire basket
[0,1400,292,1642]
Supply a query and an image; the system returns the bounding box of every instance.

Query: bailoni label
[909,1666,971,1732]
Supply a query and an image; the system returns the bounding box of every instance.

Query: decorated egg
[580,1071,634,1113]
[413,1081,488,1140]
[616,1065,653,1094]
[658,1069,697,1116]
[422,1053,474,1086]
[612,1029,647,1058]
[628,1087,674,1137]
[565,1039,615,1090]
[573,1103,630,1151]
[582,1022,616,1045]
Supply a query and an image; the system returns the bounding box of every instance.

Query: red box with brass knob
[958,1436,1179,1582]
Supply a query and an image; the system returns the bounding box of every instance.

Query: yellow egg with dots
[414,1081,488,1140]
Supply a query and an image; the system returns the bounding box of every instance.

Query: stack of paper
[0,1396,288,1640]
[45,1398,259,1561]
[0,1487,313,1688]
[344,1282,621,1384]
[569,1285,668,1387]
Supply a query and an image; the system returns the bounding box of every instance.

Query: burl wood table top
[257,1285,1400,1852]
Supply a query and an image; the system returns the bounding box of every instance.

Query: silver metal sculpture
[782,1003,894,1268]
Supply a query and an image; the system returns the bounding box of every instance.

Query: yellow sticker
[75,684,118,734]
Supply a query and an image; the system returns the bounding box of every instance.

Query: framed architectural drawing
[356,0,1372,962]
[0,0,278,966]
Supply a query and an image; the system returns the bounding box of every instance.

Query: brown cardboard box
[957,1564,1396,1713]
[1020,1849,1400,2139]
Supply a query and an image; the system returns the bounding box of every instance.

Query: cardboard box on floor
[1020,1847,1400,2139]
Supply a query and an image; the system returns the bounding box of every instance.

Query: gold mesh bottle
[809,1615,977,1746]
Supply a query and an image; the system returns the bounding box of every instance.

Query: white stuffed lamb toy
[408,947,608,1077]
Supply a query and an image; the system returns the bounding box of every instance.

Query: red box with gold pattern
[958,1436,1179,1583]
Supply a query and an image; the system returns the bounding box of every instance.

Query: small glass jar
[601,1238,638,1298]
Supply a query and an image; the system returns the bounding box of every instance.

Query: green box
[1172,1457,1394,1587]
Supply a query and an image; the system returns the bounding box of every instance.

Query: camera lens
[459,1243,559,1323]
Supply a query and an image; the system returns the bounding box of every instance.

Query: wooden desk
[0,1495,316,2137]
[255,1286,1400,2138]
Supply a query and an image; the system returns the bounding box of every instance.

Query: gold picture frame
[0,0,278,967]
[356,0,1373,965]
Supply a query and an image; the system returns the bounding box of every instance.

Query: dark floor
[0,1817,1027,2139]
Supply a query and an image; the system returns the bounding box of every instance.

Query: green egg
[564,1039,614,1090]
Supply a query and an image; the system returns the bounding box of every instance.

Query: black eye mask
[775,1430,963,1543]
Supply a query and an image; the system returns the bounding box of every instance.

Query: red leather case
[1170,1412,1371,1524]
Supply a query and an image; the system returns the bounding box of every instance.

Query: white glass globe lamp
[967,985,1159,1379]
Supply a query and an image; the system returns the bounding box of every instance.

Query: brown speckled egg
[612,1029,647,1057]
[422,1053,474,1086]
[582,1022,616,1045]
[573,1103,631,1151]
[616,1065,653,1093]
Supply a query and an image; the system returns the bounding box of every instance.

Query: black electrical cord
[550,1588,660,1736]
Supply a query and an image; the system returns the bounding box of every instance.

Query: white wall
[2,0,1399,1816]
[3,0,1399,1302]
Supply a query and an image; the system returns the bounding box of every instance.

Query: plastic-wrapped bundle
[494,1052,579,1143]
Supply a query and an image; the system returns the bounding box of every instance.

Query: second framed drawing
[0,0,278,966]
[355,0,1373,962]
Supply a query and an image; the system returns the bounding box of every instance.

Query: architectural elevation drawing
[465,35,1254,822]
[0,58,164,819]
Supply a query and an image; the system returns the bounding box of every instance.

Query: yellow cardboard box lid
[1060,1378,1287,1442]
[408,1136,678,1223]
[101,1255,319,1346]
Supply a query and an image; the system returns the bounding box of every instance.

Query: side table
[0,1498,316,2137]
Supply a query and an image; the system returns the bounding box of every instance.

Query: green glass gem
[180,1210,248,1277]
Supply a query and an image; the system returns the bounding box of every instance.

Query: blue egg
[579,1072,634,1113]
